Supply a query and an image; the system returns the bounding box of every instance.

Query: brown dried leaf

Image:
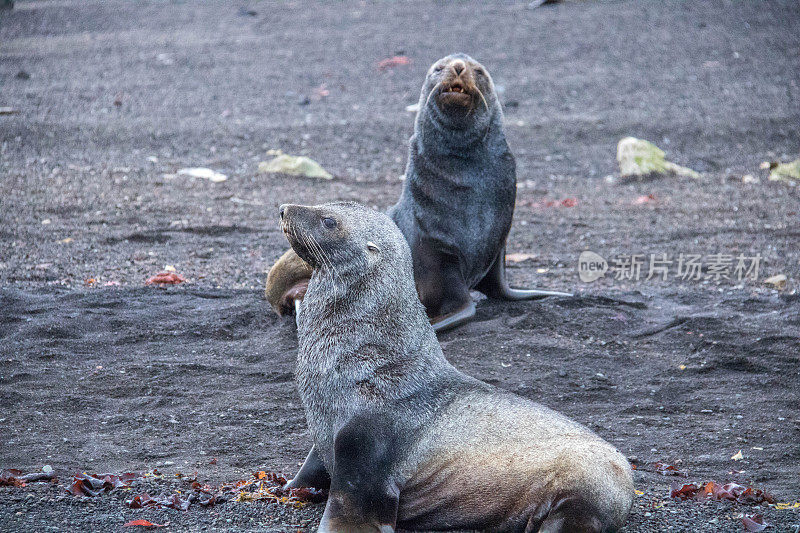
[653,462,688,477]
[70,472,139,497]
[146,272,186,285]
[0,470,27,488]
[163,493,191,511]
[670,480,774,505]
[125,493,155,509]
[377,56,411,70]
[633,194,657,205]
[670,482,699,500]
[124,519,167,528]
[283,486,327,503]
[523,197,579,208]
[560,197,578,207]
[741,514,770,531]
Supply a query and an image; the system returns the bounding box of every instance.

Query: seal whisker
[300,230,321,267]
[308,232,339,315]
[304,230,327,270]
[425,81,441,109]
[475,85,489,112]
[307,231,331,270]
[291,224,316,267]
[300,230,338,315]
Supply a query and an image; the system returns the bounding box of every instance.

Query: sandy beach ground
[1,1,799,531]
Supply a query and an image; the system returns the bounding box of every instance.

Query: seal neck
[415,104,504,158]
[298,266,443,368]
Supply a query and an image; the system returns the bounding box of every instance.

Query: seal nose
[452,60,466,76]
[279,204,287,220]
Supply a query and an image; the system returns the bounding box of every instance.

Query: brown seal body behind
[279,201,633,533]
[265,248,313,316]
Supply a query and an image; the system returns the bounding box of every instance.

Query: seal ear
[366,241,380,253]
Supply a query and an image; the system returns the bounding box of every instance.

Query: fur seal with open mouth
[388,53,570,330]
[279,201,633,533]
[266,54,569,332]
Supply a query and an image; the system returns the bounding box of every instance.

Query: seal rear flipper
[528,495,610,533]
[285,445,330,491]
[475,246,573,300]
[431,300,476,332]
[318,414,402,533]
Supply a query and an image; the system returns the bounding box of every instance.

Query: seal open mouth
[437,81,473,107]
[445,81,467,94]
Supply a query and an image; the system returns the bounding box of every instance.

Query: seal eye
[434,65,444,72]
[322,217,337,229]
[366,241,380,253]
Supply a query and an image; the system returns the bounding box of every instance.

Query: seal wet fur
[279,201,633,532]
[265,54,570,332]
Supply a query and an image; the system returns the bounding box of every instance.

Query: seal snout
[279,203,296,236]
[442,58,471,95]
[280,203,305,224]
[279,203,307,241]
[434,57,483,111]
[279,203,321,268]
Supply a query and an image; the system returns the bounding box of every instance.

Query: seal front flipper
[431,300,476,332]
[413,239,474,327]
[475,246,573,300]
[285,445,330,491]
[318,415,400,533]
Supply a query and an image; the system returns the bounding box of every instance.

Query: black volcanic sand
[1,1,799,531]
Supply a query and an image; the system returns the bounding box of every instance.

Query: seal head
[423,54,496,130]
[280,201,394,282]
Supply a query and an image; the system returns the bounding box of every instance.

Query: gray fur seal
[280,201,633,532]
[388,53,570,330]
[266,53,569,332]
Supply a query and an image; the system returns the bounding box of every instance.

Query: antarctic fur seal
[280,201,633,532]
[266,53,569,332]
[388,53,570,330]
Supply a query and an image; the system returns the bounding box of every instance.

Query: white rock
[176,167,227,182]
[617,137,700,179]
[763,274,787,290]
[258,154,332,180]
